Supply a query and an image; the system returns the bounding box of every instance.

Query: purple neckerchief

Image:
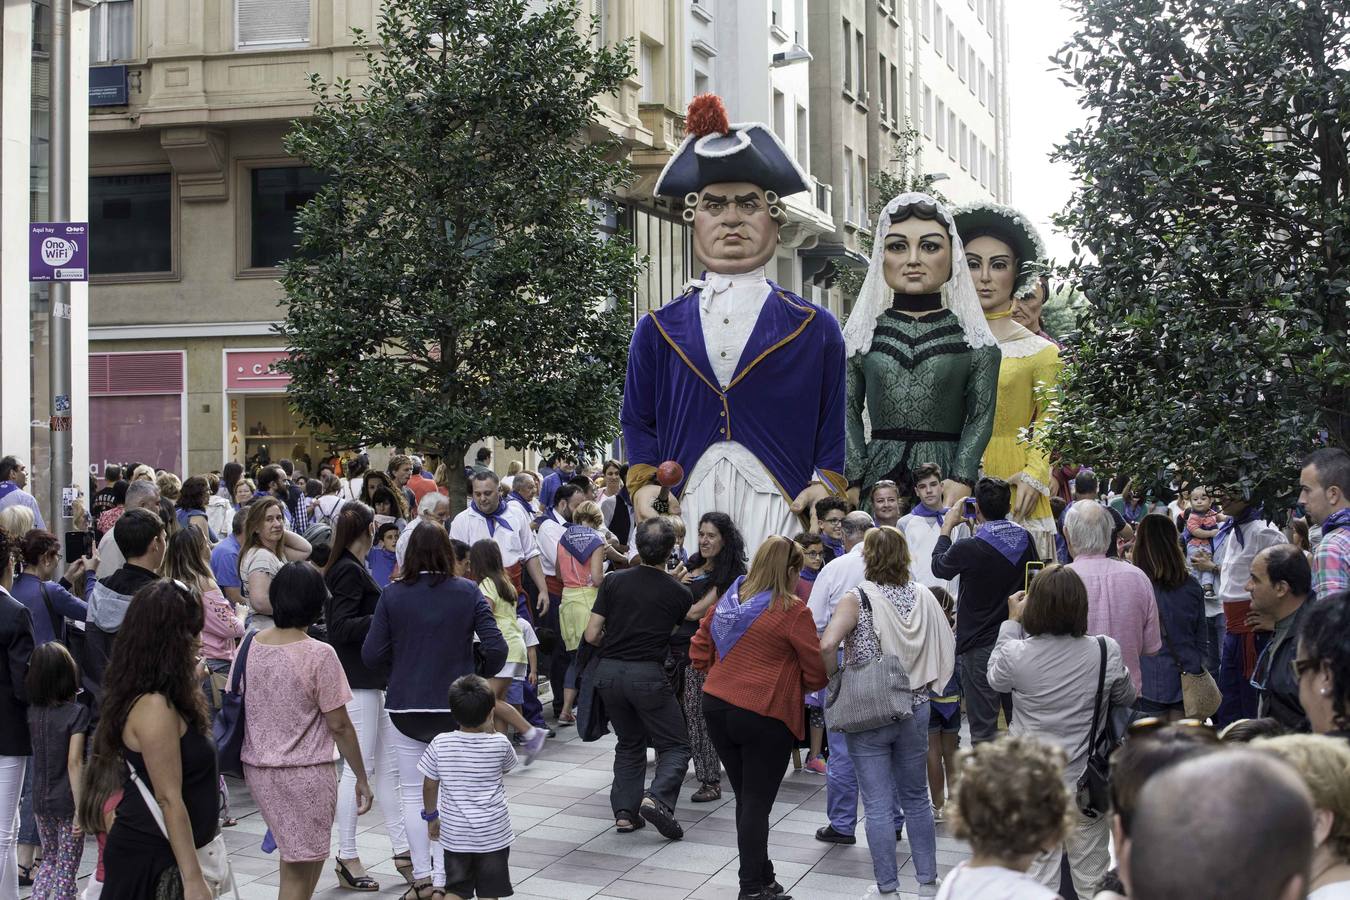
[507,491,532,519]
[473,501,514,536]
[710,576,774,662]
[1214,505,1263,551]
[534,507,561,529]
[821,533,844,557]
[559,524,605,565]
[910,503,947,520]
[1323,508,1350,537]
[0,482,18,501]
[799,565,820,584]
[975,518,1031,567]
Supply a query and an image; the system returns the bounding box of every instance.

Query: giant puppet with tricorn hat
[620,94,847,552]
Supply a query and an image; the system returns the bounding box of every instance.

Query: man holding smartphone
[931,477,1037,743]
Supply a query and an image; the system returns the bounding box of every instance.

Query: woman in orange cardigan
[691,536,829,900]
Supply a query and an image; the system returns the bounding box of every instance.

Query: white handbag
[125,761,238,899]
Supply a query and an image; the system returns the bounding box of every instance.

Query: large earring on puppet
[682,191,699,223]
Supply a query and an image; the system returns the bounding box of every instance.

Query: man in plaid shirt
[1301,447,1350,598]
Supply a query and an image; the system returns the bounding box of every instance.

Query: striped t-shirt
[417,730,518,852]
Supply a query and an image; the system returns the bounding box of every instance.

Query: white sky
[1006,0,1089,266]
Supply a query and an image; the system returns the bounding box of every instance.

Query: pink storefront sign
[226,350,291,391]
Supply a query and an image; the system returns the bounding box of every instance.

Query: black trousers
[702,697,795,893]
[595,658,691,816]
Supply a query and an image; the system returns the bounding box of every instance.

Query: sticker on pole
[29,222,89,282]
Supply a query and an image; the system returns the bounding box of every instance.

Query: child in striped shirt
[420,674,519,899]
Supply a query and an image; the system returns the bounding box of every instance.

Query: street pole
[48,0,73,538]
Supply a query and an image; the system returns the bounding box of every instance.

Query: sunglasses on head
[1127,717,1219,742]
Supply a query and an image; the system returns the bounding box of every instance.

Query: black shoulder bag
[1075,636,1112,818]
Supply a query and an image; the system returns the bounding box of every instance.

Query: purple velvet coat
[621,283,847,502]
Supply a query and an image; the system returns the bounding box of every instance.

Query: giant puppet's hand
[942,480,973,510]
[633,484,682,522]
[790,482,831,530]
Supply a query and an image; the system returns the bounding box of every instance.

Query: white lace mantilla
[997,332,1054,359]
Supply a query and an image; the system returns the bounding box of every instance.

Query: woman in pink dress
[237,562,373,900]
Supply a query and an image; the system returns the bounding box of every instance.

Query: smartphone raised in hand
[962,497,978,519]
[1025,559,1046,595]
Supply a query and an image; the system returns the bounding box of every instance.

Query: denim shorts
[505,679,525,706]
[928,701,962,735]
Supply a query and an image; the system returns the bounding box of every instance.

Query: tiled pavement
[22,727,971,900]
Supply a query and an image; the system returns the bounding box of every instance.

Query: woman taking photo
[1132,515,1208,719]
[469,540,550,744]
[676,512,746,803]
[175,476,217,545]
[322,503,410,891]
[241,562,373,900]
[237,498,311,631]
[817,526,955,895]
[91,580,217,900]
[987,563,1135,896]
[690,536,827,900]
[362,524,509,899]
[12,530,88,647]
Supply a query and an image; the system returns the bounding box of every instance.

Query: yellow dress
[983,331,1061,559]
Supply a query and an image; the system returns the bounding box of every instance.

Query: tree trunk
[442,444,470,516]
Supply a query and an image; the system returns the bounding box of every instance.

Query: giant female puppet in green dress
[842,193,1001,509]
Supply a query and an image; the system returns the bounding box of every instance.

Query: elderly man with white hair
[1064,500,1162,692]
[94,478,160,578]
[394,490,451,569]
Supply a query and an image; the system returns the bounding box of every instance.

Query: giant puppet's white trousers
[681,441,801,556]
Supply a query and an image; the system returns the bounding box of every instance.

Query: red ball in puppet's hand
[656,461,684,488]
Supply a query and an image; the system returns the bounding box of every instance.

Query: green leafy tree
[835,128,950,310]
[1043,0,1349,509]
[277,0,639,508]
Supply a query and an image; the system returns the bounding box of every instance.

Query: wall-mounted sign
[89,65,128,106]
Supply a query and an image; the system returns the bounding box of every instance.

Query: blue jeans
[844,702,937,890]
[826,728,903,836]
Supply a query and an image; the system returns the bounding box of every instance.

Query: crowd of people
[0,439,1345,900]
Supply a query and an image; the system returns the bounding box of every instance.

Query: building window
[978,0,987,22]
[921,0,932,40]
[592,0,610,47]
[90,172,172,275]
[236,0,309,49]
[856,29,866,97]
[796,104,809,172]
[90,0,135,63]
[889,64,900,124]
[639,41,658,102]
[856,154,867,222]
[877,54,888,122]
[934,8,943,56]
[958,35,966,82]
[978,60,987,105]
[843,17,853,93]
[935,98,946,149]
[694,69,710,96]
[793,0,805,43]
[843,148,855,223]
[773,90,786,142]
[771,0,782,28]
[947,110,956,159]
[987,69,996,106]
[959,122,968,170]
[980,141,989,186]
[946,20,956,68]
[968,46,977,91]
[923,86,933,138]
[249,167,327,269]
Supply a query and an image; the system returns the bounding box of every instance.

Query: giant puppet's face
[691,182,780,275]
[882,215,952,295]
[965,234,1019,313]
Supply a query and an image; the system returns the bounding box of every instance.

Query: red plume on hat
[685,93,729,139]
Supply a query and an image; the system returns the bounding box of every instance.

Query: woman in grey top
[987,563,1134,898]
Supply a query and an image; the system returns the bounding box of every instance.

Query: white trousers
[390,730,444,887]
[1026,803,1111,897]
[336,689,408,859]
[0,756,26,900]
[682,448,800,556]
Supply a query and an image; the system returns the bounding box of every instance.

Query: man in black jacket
[1248,543,1312,731]
[931,476,1036,743]
[84,508,165,704]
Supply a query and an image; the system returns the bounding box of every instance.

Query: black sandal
[615,811,645,833]
[335,858,379,892]
[17,864,34,887]
[401,881,435,900]
[392,851,415,885]
[640,796,684,840]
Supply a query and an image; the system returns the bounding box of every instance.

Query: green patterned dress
[845,308,1001,499]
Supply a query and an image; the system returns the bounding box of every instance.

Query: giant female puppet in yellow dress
[953,202,1060,559]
